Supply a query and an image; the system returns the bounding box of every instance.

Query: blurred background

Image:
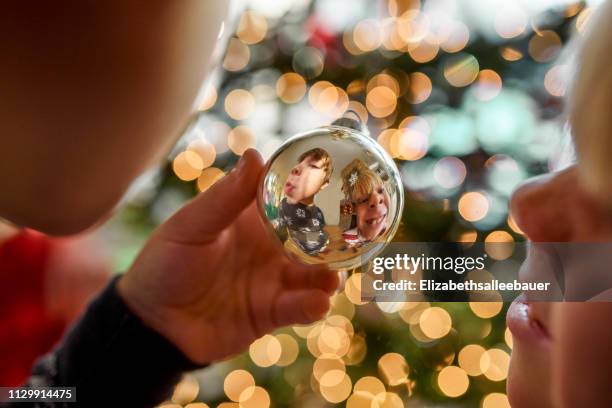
[2,0,601,407]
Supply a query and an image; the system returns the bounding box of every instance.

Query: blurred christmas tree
[108,0,594,407]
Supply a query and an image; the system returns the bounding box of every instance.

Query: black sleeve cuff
[53,275,204,407]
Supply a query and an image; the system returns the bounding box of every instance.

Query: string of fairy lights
[151,0,598,407]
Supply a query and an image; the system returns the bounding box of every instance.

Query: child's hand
[117,149,339,364]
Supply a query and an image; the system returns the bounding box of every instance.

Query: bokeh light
[187,138,216,170]
[486,154,527,196]
[275,334,299,367]
[225,89,255,120]
[366,86,397,118]
[353,19,382,52]
[480,348,511,381]
[494,4,527,38]
[469,301,503,319]
[276,72,307,103]
[319,372,352,403]
[437,366,469,397]
[171,374,199,406]
[458,192,490,222]
[198,120,230,154]
[482,392,511,408]
[228,125,256,155]
[237,11,268,45]
[223,38,250,72]
[458,344,487,376]
[224,370,255,402]
[444,53,479,87]
[197,167,225,192]
[344,334,367,366]
[528,30,562,62]
[507,214,523,234]
[473,69,502,101]
[378,352,410,386]
[367,73,401,97]
[249,334,282,367]
[239,386,270,408]
[292,47,325,79]
[173,151,204,181]
[419,307,452,339]
[485,230,514,260]
[440,20,470,53]
[505,327,514,349]
[408,72,432,104]
[398,10,430,44]
[199,83,218,111]
[391,127,428,161]
[354,376,386,398]
[314,355,345,384]
[433,157,467,189]
[544,64,569,97]
[500,46,523,61]
[408,35,440,63]
[308,82,349,118]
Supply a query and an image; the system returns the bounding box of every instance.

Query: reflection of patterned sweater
[279,198,329,255]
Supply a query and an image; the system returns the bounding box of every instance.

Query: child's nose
[291,167,300,176]
[369,194,383,208]
[510,168,574,242]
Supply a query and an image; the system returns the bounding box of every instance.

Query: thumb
[273,289,331,327]
[161,149,264,243]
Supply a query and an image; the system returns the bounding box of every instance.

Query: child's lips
[507,294,552,346]
[284,182,294,194]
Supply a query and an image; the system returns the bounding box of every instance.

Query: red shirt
[0,230,65,386]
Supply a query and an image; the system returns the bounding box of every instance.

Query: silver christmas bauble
[258,114,404,270]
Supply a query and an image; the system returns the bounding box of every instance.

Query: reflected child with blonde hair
[340,159,390,246]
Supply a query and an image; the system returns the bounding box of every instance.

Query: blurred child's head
[284,148,332,205]
[341,159,389,241]
[0,3,227,235]
[507,1,612,406]
[569,0,612,206]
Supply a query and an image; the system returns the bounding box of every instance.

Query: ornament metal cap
[331,110,368,135]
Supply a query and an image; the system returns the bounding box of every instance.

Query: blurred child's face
[284,156,328,204]
[507,166,612,407]
[354,183,389,241]
[0,2,228,235]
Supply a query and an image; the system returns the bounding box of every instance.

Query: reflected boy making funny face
[284,149,330,205]
[279,148,333,256]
